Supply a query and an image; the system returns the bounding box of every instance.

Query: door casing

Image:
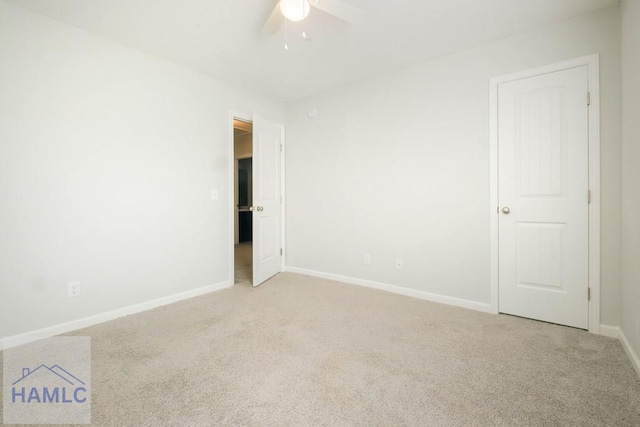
[489,55,601,333]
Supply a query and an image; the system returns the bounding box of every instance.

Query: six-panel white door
[252,115,283,287]
[498,66,589,329]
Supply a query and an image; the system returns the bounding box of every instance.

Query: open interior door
[252,115,283,286]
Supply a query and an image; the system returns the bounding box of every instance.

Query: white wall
[285,6,621,323]
[620,0,640,359]
[0,1,283,339]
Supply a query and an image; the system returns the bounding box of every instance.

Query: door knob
[502,207,511,214]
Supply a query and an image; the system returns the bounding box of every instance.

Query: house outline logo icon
[11,364,88,404]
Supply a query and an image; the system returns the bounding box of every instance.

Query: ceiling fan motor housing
[280,0,311,22]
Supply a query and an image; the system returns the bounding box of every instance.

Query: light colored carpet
[234,242,252,285]
[2,272,640,426]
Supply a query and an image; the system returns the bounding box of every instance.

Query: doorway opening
[229,113,285,288]
[234,118,253,285]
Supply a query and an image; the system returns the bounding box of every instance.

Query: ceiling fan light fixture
[279,0,311,22]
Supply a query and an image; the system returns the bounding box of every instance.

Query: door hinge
[588,287,591,301]
[280,144,283,152]
[587,92,591,106]
[588,189,591,204]
[280,248,283,256]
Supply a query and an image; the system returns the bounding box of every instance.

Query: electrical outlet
[396,259,403,270]
[68,282,81,298]
[364,254,371,265]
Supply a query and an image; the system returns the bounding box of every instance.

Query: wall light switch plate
[396,259,403,270]
[211,189,218,200]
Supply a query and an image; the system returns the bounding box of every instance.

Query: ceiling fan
[262,0,362,35]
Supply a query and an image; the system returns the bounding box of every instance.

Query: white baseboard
[1,280,232,350]
[619,328,640,377]
[599,324,620,339]
[284,266,493,314]
[598,324,640,378]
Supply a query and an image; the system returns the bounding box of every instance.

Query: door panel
[252,115,282,286]
[498,66,589,329]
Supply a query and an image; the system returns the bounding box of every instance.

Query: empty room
[1,0,639,425]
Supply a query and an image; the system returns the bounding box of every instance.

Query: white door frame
[489,54,601,333]
[228,111,286,285]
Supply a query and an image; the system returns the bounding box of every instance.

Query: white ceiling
[6,0,617,102]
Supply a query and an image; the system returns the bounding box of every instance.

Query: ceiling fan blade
[262,2,284,35]
[311,0,363,25]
